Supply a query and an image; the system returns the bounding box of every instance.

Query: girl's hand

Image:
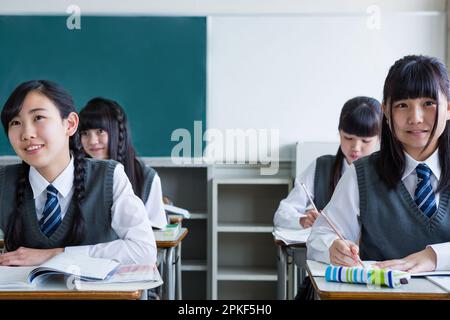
[373,247,437,273]
[329,239,360,266]
[299,209,320,228]
[0,247,64,266]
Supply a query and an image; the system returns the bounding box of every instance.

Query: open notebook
[0,252,163,291]
[426,277,450,292]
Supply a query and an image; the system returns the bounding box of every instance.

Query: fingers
[0,250,23,266]
[308,210,320,219]
[330,240,360,267]
[300,210,320,228]
[300,215,315,228]
[374,259,411,271]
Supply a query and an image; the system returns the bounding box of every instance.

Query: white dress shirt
[144,174,168,229]
[273,158,349,230]
[29,158,157,265]
[307,149,450,270]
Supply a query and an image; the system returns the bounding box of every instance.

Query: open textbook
[0,252,163,291]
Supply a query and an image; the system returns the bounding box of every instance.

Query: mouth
[89,148,104,152]
[406,129,429,135]
[24,144,44,154]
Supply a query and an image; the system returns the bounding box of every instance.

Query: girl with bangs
[307,55,450,273]
[0,80,156,267]
[78,98,167,229]
[274,96,381,230]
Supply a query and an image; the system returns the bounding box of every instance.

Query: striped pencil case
[325,265,410,288]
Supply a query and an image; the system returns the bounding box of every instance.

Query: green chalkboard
[0,16,206,156]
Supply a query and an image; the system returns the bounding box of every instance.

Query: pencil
[300,182,365,269]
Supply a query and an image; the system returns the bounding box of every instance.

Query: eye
[362,139,372,144]
[9,120,20,127]
[424,100,436,107]
[344,136,352,141]
[80,131,87,136]
[98,129,106,134]
[34,115,45,121]
[394,102,408,109]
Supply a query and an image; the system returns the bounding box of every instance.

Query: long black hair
[0,80,86,251]
[329,96,381,194]
[79,97,144,197]
[376,55,450,191]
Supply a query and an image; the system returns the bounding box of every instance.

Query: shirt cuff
[428,243,450,270]
[64,245,91,257]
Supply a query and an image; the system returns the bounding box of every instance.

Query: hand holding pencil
[300,183,365,269]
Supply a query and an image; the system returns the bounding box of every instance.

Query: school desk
[275,239,307,300]
[306,260,450,300]
[156,227,188,300]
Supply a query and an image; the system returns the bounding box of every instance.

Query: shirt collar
[402,148,441,181]
[29,157,74,199]
[342,158,351,174]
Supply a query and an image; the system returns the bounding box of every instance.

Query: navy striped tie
[39,185,62,237]
[414,164,437,218]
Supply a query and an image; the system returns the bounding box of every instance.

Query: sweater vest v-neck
[354,152,450,260]
[0,159,119,248]
[313,155,336,210]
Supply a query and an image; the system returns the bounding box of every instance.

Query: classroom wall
[207,8,446,161]
[0,0,447,161]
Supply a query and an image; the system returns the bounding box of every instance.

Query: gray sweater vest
[138,161,157,204]
[0,159,119,249]
[314,155,336,210]
[354,152,450,261]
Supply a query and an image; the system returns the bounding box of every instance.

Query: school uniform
[307,149,450,270]
[274,155,349,229]
[0,157,157,265]
[138,161,168,229]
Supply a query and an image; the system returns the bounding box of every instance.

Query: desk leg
[140,289,148,300]
[276,245,287,300]
[176,242,182,300]
[158,249,165,299]
[166,247,175,300]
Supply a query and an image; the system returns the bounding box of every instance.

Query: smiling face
[339,130,379,164]
[80,128,109,160]
[7,91,78,181]
[386,92,450,161]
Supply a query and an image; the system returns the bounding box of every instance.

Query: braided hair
[79,97,144,197]
[0,80,86,251]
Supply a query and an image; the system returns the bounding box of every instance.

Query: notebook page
[0,266,36,287]
[31,252,119,281]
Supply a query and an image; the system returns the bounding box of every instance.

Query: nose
[351,140,362,152]
[88,132,99,145]
[21,123,36,141]
[408,105,423,125]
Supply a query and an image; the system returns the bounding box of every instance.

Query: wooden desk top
[0,290,142,300]
[156,228,188,248]
[306,261,450,300]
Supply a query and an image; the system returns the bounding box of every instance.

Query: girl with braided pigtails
[79,97,167,229]
[0,80,156,266]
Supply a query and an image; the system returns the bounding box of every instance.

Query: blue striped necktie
[39,185,62,237]
[414,163,437,218]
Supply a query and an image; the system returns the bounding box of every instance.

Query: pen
[300,182,365,269]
